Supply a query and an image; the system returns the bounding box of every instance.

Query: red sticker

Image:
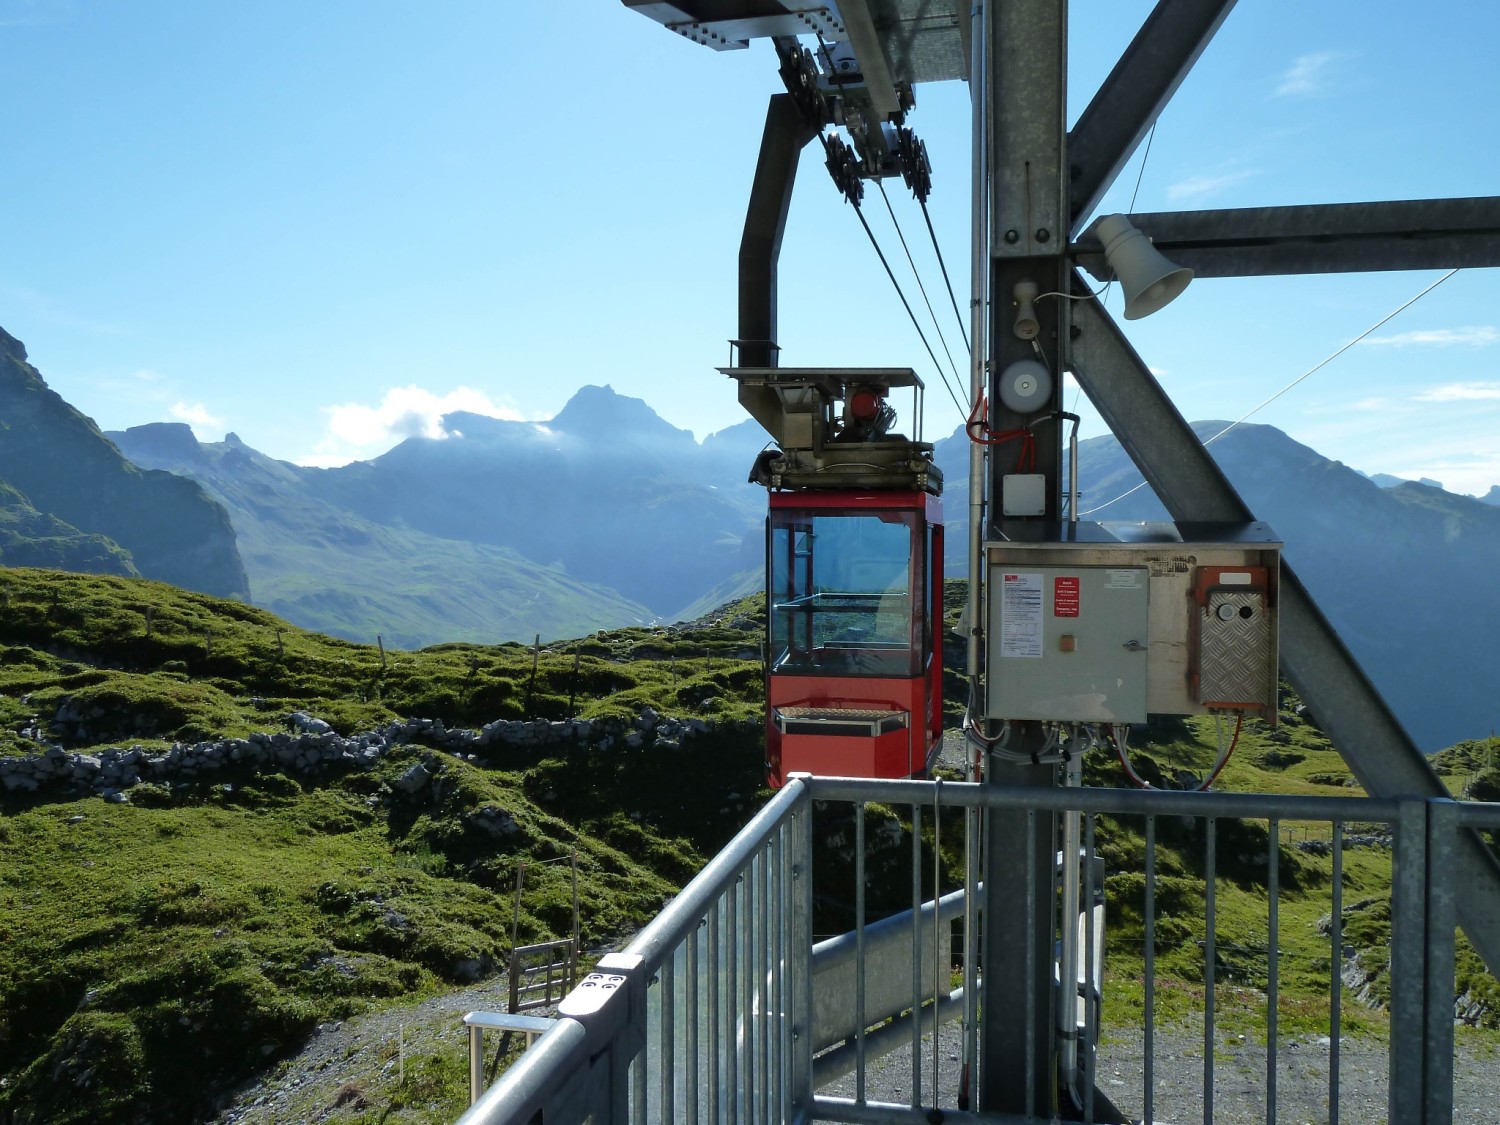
[1054,576,1080,617]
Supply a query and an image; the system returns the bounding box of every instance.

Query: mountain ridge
[4,318,1495,749]
[0,328,248,598]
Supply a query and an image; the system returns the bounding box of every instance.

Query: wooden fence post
[526,634,540,715]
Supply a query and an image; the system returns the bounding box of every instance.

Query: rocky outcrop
[0,705,715,799]
[0,481,140,576]
[0,326,249,598]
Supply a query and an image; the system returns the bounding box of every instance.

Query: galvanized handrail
[623,779,809,972]
[462,775,1497,1125]
[460,780,813,1124]
[462,1012,556,1105]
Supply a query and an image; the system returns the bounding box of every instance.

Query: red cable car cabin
[765,489,943,786]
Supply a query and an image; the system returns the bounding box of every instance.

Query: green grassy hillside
[1,566,1495,1123]
[0,567,767,1123]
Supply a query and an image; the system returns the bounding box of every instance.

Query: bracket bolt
[1004,229,1020,244]
[1035,228,1051,243]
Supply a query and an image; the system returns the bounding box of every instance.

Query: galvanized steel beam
[982,1,1068,1116]
[738,93,820,370]
[1067,0,1239,235]
[1068,291,1500,976]
[1075,196,1500,277]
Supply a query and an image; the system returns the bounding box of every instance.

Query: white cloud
[1165,169,1257,203]
[1385,450,1500,498]
[1359,326,1499,348]
[169,401,225,434]
[1413,382,1500,403]
[1273,52,1340,98]
[302,385,526,464]
[131,368,168,384]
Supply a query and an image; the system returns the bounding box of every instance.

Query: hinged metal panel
[987,563,1150,723]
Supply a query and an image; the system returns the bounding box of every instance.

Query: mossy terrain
[0,567,768,1123]
[1,566,1496,1122]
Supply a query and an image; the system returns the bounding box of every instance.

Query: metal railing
[459,775,1500,1125]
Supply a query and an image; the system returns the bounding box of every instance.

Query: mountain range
[930,421,1500,751]
[0,328,247,597]
[3,322,1498,750]
[102,392,770,650]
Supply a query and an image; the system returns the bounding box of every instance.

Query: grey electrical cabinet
[984,522,1282,724]
[988,564,1150,723]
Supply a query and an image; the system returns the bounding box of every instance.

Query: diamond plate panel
[1199,591,1274,707]
[867,0,968,83]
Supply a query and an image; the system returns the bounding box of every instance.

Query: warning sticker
[1054,576,1080,617]
[1000,572,1043,658]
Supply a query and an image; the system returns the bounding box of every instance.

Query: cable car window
[768,508,919,677]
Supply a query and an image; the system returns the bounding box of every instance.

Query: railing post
[785,777,815,1121]
[554,951,647,1124]
[1389,798,1432,1123]
[1423,799,1459,1125]
[468,1023,484,1106]
[1393,797,1460,1124]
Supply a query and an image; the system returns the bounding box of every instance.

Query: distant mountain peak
[1367,470,1445,491]
[436,410,526,440]
[550,384,693,443]
[1,326,248,598]
[111,422,206,465]
[0,326,25,361]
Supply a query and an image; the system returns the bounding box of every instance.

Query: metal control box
[985,522,1281,723]
[989,564,1150,723]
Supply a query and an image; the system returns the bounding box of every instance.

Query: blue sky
[2,1,1497,495]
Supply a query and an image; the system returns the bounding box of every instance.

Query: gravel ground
[213,978,521,1124]
[215,975,1497,1125]
[819,1015,1498,1124]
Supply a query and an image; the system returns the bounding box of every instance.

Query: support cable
[1070,120,1153,424]
[1127,122,1156,215]
[918,197,971,353]
[835,150,969,420]
[1079,268,1462,516]
[876,179,966,401]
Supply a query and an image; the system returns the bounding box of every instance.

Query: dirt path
[213,978,527,1124]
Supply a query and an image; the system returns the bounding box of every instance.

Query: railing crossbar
[465,778,1489,1125]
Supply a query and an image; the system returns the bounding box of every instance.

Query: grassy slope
[1,567,1496,1121]
[0,567,767,1124]
[0,482,139,578]
[213,470,661,650]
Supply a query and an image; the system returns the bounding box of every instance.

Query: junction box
[984,522,1281,724]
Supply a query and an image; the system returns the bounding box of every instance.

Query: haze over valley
[3,324,1498,750]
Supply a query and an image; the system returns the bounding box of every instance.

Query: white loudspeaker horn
[1097,213,1193,320]
[1011,279,1040,340]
